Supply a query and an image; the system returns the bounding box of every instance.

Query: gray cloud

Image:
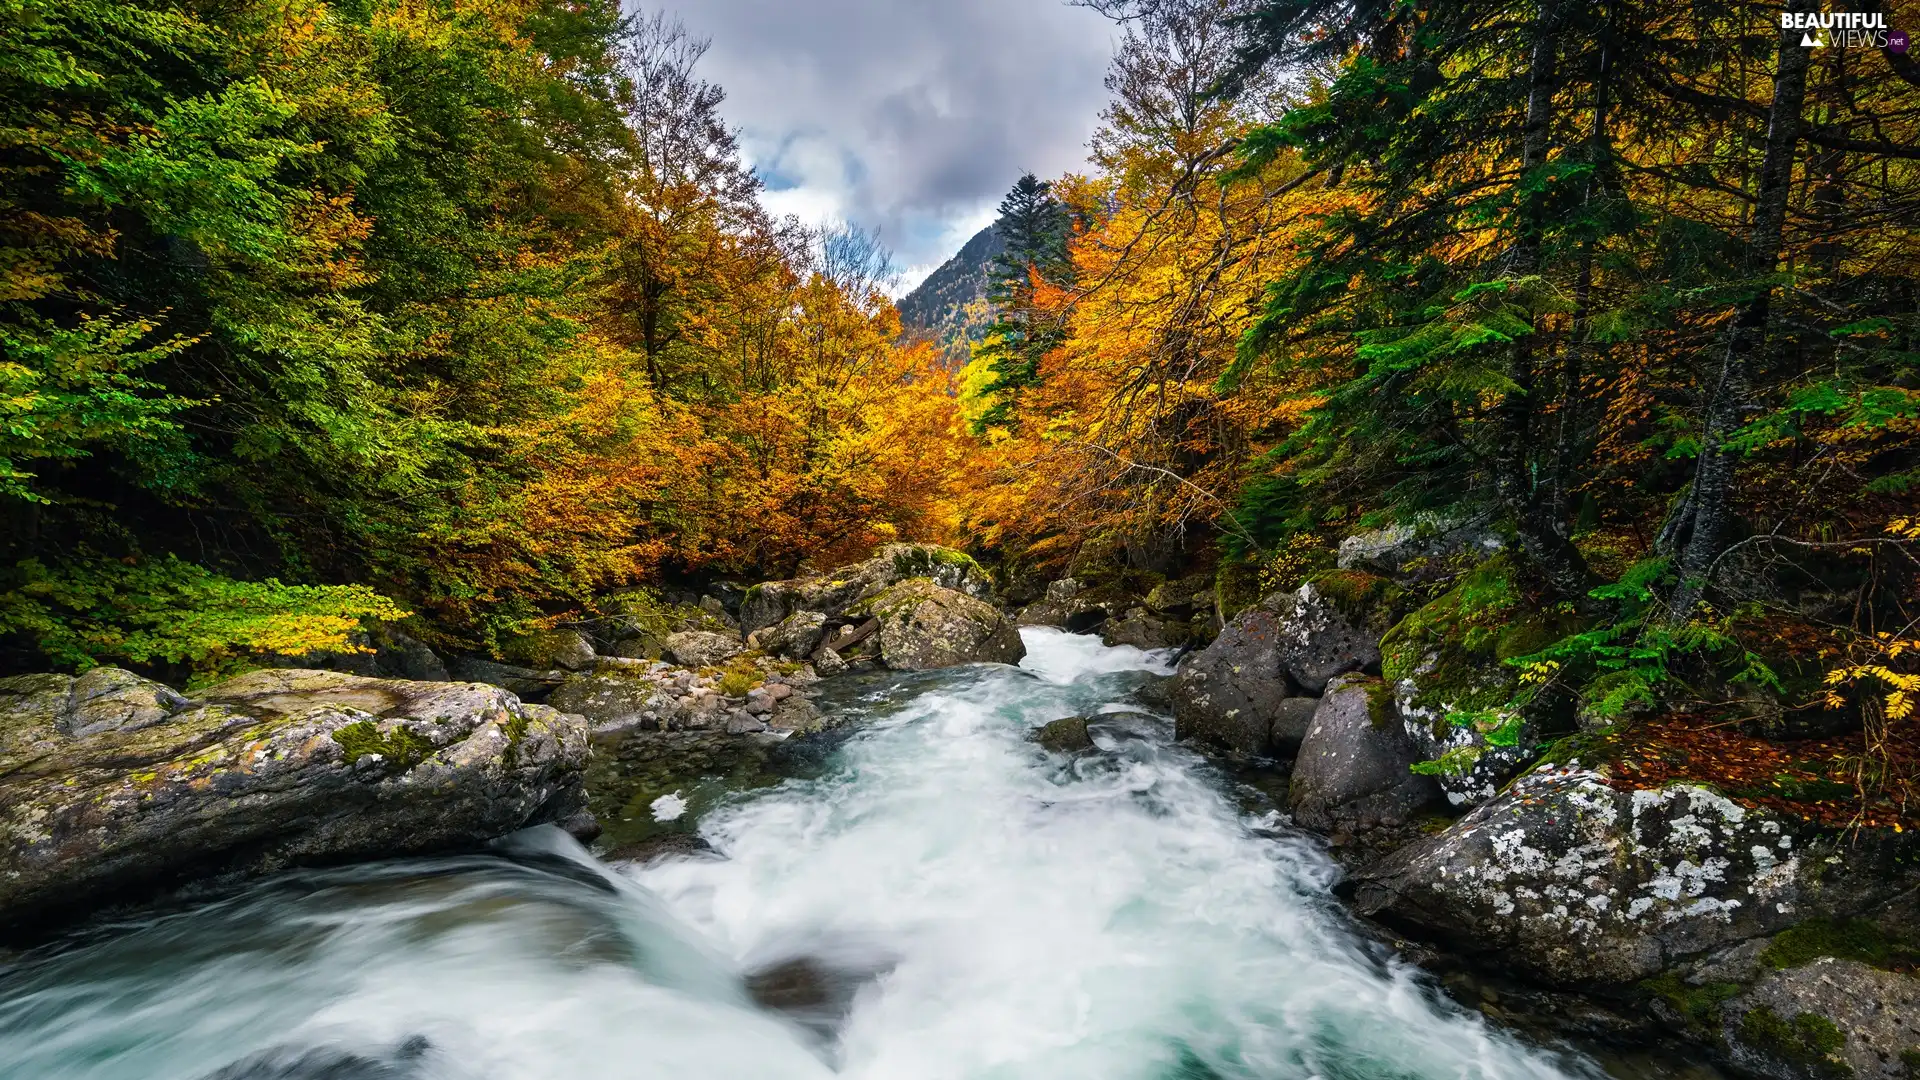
[664,0,1116,286]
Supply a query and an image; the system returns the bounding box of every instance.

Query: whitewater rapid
[0,628,1597,1080]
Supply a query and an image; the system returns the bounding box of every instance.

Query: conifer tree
[975,174,1072,429]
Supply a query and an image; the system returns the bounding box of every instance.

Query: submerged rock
[1288,675,1439,840]
[866,578,1025,670]
[1030,716,1095,753]
[0,668,588,933]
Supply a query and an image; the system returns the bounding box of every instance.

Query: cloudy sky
[669,0,1119,292]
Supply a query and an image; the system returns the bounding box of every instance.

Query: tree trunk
[1666,0,1814,619]
[1494,0,1593,602]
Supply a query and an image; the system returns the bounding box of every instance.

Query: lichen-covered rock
[663,630,746,669]
[865,578,1025,670]
[1350,764,1920,990]
[1379,558,1572,809]
[1337,515,1505,576]
[500,628,597,672]
[1099,607,1174,650]
[0,668,588,932]
[1723,959,1920,1080]
[1268,582,1383,694]
[1016,578,1112,632]
[1289,675,1439,838]
[739,544,994,634]
[748,611,828,661]
[1030,716,1094,752]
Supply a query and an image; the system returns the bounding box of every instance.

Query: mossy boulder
[1381,557,1575,808]
[499,628,597,672]
[0,667,588,935]
[740,543,995,634]
[865,578,1025,670]
[1724,961,1920,1080]
[1030,716,1095,753]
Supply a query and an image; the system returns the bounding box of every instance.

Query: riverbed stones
[1287,675,1439,839]
[0,667,589,933]
[867,579,1025,670]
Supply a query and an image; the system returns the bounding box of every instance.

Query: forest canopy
[1,0,967,676]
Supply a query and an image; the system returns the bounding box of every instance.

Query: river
[0,628,1606,1080]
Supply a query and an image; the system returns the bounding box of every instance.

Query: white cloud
[663,0,1116,286]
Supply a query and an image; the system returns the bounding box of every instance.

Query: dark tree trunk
[1666,0,1815,620]
[1494,0,1594,603]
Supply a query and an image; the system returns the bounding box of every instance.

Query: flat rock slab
[0,667,588,934]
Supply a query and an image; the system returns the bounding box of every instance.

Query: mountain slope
[896,222,1004,363]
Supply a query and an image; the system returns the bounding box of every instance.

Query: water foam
[0,628,1594,1080]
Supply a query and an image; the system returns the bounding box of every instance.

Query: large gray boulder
[747,611,828,661]
[1016,578,1112,632]
[740,544,994,634]
[1723,959,1920,1080]
[866,579,1025,670]
[0,667,588,932]
[1337,514,1504,576]
[1349,763,1920,990]
[1169,598,1299,751]
[663,630,746,669]
[1267,582,1382,694]
[1288,675,1439,838]
[1169,581,1380,757]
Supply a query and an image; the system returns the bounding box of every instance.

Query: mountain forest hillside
[4,0,1919,828]
[896,222,1004,363]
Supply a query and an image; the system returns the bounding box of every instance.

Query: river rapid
[0,629,1605,1080]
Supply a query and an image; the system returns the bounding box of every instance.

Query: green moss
[1762,918,1919,972]
[1214,562,1262,622]
[1642,971,1741,1030]
[1898,1048,1920,1077]
[1741,1007,1851,1075]
[333,719,433,771]
[501,709,531,767]
[1304,568,1405,632]
[1362,677,1396,729]
[890,545,982,581]
[1494,616,1559,662]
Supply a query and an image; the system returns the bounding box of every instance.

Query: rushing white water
[0,629,1598,1080]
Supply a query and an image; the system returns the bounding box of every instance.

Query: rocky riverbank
[0,543,1029,936]
[1110,521,1920,1080]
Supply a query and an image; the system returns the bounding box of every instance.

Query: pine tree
[974,174,1071,430]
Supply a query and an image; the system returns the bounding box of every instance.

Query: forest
[4,0,1918,807]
